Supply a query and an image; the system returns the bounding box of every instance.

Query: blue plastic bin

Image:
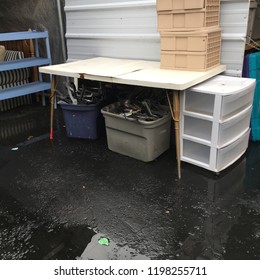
[251,116,260,128]
[251,127,260,141]
[249,52,260,72]
[242,54,249,78]
[251,81,260,118]
[60,102,103,139]
[250,116,260,141]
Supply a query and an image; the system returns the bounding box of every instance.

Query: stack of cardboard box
[156,0,222,71]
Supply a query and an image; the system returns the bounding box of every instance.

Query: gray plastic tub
[101,101,171,162]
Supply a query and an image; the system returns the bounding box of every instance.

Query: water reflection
[177,158,246,260]
[0,187,95,260]
[0,105,50,146]
[79,233,150,260]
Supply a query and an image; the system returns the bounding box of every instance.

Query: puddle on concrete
[0,176,149,260]
[79,233,150,260]
[0,104,60,147]
[170,150,260,260]
[0,187,95,260]
[0,187,149,260]
[1,104,260,260]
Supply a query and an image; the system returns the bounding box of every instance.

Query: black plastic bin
[60,102,103,140]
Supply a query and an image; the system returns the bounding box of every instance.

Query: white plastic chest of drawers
[180,75,256,172]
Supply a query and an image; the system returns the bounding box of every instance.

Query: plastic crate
[101,101,171,162]
[160,27,221,52]
[157,7,220,31]
[156,0,220,12]
[60,102,103,140]
[160,46,221,71]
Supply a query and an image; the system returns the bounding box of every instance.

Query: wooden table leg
[167,90,181,179]
[50,75,55,140]
[173,90,181,179]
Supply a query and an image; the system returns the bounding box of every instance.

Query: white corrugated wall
[220,0,251,76]
[65,0,160,61]
[65,0,251,76]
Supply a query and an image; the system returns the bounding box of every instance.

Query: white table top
[39,57,226,90]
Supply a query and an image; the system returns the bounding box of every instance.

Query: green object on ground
[98,237,109,246]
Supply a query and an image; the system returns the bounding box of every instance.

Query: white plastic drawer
[217,106,252,147]
[184,75,256,121]
[183,90,215,118]
[215,129,250,172]
[183,116,212,143]
[182,140,211,166]
[220,86,255,121]
[181,130,250,172]
[182,106,251,147]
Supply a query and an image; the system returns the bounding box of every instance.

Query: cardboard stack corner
[156,0,222,71]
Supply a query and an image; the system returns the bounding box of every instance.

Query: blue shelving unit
[0,30,52,103]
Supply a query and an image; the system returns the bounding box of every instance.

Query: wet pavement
[0,103,260,260]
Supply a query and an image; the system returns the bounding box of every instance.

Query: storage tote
[60,102,103,140]
[101,101,171,162]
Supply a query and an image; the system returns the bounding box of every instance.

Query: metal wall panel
[65,0,160,61]
[65,0,250,76]
[220,0,250,76]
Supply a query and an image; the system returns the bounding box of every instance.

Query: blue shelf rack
[0,30,52,102]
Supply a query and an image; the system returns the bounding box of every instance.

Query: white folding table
[39,57,226,178]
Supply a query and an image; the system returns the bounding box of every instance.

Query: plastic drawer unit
[180,75,256,172]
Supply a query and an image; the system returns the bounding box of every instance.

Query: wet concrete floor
[0,104,260,260]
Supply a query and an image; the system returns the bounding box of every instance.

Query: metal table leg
[50,75,55,140]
